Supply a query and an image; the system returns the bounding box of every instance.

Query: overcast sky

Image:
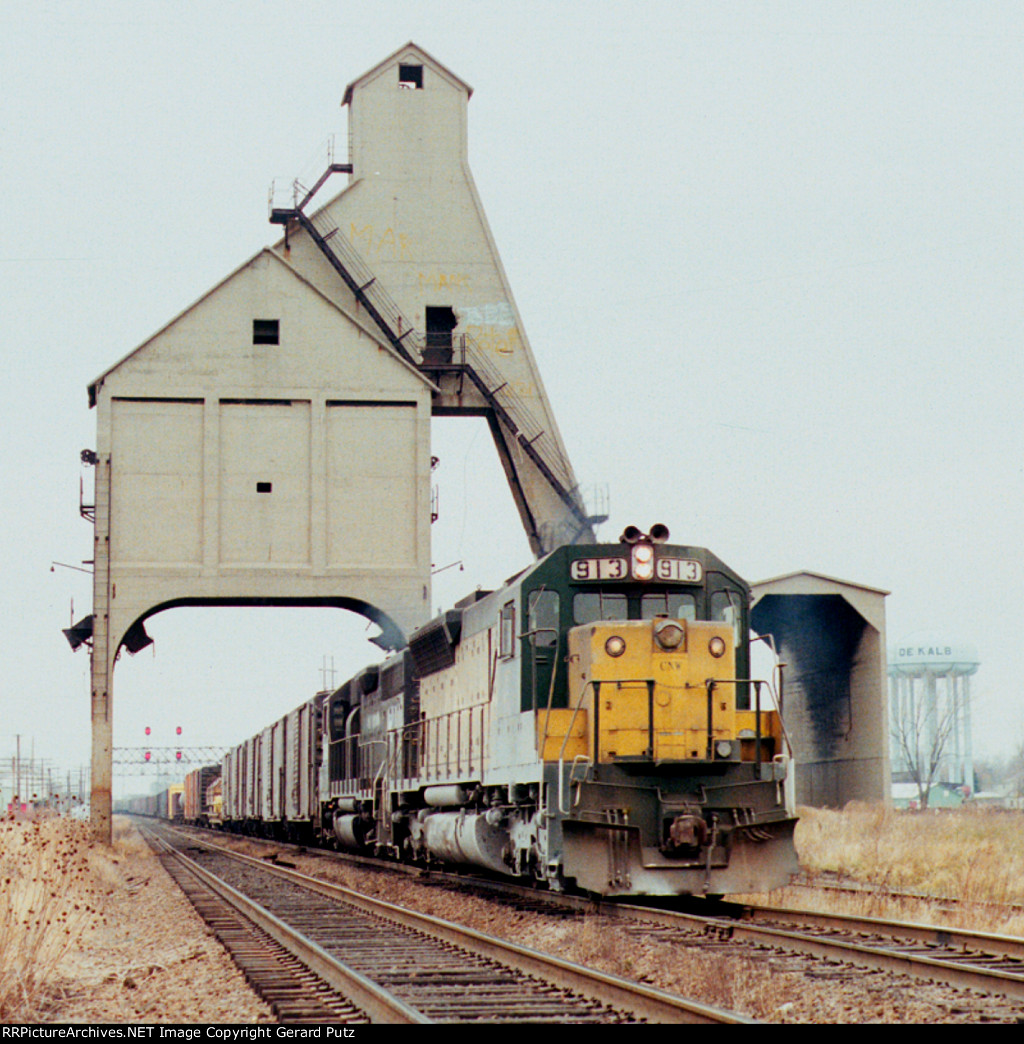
[3,1,1022,796]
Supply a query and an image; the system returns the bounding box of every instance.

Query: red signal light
[144,751,151,762]
[176,726,182,735]
[175,751,182,761]
[144,726,151,736]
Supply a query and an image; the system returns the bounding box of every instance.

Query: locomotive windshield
[519,543,752,713]
[572,591,627,625]
[641,592,697,620]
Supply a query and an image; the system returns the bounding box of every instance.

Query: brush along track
[144,823,748,1024]
[790,871,1024,916]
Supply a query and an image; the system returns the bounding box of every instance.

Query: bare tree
[1005,735,1024,808]
[890,679,971,809]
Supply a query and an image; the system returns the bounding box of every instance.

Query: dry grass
[0,815,114,1021]
[755,803,1024,936]
[795,803,1024,901]
[565,916,793,1016]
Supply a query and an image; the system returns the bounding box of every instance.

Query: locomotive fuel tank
[408,807,510,877]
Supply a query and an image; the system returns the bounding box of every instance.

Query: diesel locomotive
[218,526,799,898]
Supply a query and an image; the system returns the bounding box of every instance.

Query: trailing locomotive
[222,526,799,898]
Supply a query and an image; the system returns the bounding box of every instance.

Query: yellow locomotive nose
[567,619,737,764]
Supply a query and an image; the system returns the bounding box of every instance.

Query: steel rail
[790,872,1024,916]
[165,826,751,1024]
[591,900,1024,1002]
[741,903,1024,960]
[147,831,429,1024]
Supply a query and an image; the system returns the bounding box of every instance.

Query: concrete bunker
[751,572,890,807]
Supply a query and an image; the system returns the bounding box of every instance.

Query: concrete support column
[90,454,113,842]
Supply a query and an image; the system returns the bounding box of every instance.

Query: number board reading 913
[570,558,627,580]
[570,557,703,582]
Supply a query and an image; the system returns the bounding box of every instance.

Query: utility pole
[320,655,337,692]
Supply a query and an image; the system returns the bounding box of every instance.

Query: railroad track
[733,903,1024,1001]
[143,820,1024,1018]
[411,875,1024,1007]
[790,871,1024,916]
[567,898,1024,1010]
[142,823,750,1024]
[149,837,369,1024]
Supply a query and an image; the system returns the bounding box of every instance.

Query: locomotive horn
[619,525,643,545]
[649,523,670,544]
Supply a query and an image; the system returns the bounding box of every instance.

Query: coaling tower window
[399,64,423,89]
[253,319,280,345]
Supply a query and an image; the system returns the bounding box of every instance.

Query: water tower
[888,636,979,791]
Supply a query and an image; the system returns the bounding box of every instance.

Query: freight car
[221,528,799,898]
[222,696,320,841]
[183,764,221,827]
[119,785,183,821]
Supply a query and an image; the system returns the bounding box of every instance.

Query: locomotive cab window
[642,592,697,621]
[710,589,744,637]
[573,592,627,625]
[527,590,559,648]
[499,600,516,659]
[327,695,348,743]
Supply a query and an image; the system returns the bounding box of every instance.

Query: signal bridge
[113,747,228,772]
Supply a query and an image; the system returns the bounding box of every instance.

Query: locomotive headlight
[715,740,734,759]
[654,620,685,650]
[632,542,655,580]
[708,636,727,658]
[605,635,627,657]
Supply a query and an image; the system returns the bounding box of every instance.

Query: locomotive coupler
[661,812,710,856]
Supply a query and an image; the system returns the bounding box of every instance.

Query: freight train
[164,528,799,898]
[123,784,184,822]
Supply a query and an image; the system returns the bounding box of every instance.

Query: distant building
[891,782,969,810]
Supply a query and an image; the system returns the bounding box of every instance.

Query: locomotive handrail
[557,678,598,814]
[706,674,794,766]
[525,625,561,747]
[557,679,593,762]
[704,676,759,774]
[558,754,595,816]
[701,677,796,781]
[420,702,488,781]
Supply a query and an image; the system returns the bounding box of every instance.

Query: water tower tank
[888,635,980,677]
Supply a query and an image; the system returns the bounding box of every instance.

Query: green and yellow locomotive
[321,526,799,897]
